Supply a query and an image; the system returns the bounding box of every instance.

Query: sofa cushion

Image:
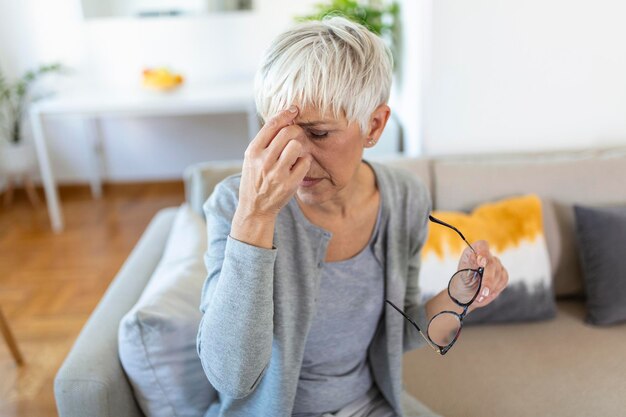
[419,194,556,324]
[432,148,626,297]
[574,204,626,325]
[118,203,215,417]
[371,156,432,197]
[403,300,626,417]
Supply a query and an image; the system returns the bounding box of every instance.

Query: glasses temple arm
[428,215,476,255]
[385,300,441,353]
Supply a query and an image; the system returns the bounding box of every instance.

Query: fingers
[290,154,312,181]
[459,240,489,271]
[275,140,311,185]
[249,106,299,152]
[265,125,305,163]
[463,240,510,308]
[490,259,509,298]
[276,139,305,173]
[471,240,491,267]
[475,256,508,305]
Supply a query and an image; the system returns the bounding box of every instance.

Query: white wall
[392,0,430,157]
[0,0,320,183]
[5,0,625,184]
[425,0,626,155]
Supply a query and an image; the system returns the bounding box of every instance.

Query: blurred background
[1,0,626,416]
[1,0,624,187]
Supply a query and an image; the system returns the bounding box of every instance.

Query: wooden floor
[0,181,185,416]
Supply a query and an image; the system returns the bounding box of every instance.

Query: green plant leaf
[0,61,69,144]
[295,0,400,64]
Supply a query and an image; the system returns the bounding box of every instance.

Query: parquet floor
[0,181,185,416]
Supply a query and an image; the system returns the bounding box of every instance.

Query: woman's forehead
[294,105,347,126]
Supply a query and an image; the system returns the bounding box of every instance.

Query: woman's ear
[364,104,391,148]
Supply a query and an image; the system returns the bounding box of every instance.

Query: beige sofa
[55,147,626,417]
[394,148,626,417]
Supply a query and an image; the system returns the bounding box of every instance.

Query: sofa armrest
[55,207,178,417]
[183,159,243,218]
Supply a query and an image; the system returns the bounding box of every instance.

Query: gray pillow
[574,205,626,325]
[118,203,216,416]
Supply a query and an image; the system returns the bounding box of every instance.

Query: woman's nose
[292,130,314,156]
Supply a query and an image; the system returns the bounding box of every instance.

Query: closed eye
[308,130,329,139]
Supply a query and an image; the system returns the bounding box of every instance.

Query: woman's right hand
[230,105,311,248]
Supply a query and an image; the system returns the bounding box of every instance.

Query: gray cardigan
[197,161,432,417]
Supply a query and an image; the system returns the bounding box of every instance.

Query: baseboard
[0,179,184,198]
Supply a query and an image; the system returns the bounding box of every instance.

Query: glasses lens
[449,269,481,305]
[428,312,461,347]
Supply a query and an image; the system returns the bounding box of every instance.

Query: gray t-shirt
[292,203,386,416]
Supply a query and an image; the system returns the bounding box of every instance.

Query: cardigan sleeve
[402,176,432,353]
[196,176,277,399]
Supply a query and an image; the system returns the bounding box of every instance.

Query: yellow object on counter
[142,67,184,91]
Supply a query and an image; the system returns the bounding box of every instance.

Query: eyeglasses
[385,215,484,356]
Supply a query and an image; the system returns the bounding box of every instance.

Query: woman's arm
[196,181,277,399]
[196,106,311,399]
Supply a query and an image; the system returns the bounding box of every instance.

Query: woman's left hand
[457,240,509,312]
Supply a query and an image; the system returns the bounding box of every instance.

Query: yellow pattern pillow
[418,195,556,324]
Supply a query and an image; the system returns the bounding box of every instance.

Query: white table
[29,82,258,233]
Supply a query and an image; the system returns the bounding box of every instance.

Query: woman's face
[289,104,389,208]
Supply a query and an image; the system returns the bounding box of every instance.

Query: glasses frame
[385,215,484,356]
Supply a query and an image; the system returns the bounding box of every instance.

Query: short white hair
[254,16,393,134]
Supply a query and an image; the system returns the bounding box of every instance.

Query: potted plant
[0,63,67,205]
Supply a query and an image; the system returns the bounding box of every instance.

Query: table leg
[29,108,64,233]
[24,173,41,207]
[3,174,14,207]
[0,306,24,366]
[85,117,103,199]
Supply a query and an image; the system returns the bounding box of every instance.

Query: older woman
[197,16,509,417]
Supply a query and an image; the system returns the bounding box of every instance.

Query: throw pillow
[573,204,626,325]
[118,203,215,417]
[418,194,556,324]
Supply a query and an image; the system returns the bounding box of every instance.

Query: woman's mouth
[300,177,322,187]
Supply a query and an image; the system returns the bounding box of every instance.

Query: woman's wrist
[230,208,277,249]
[425,290,462,322]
